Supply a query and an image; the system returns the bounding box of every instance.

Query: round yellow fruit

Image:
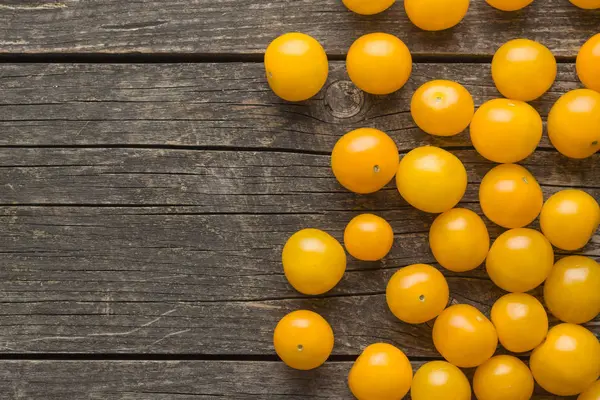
[473,355,534,400]
[344,213,394,261]
[578,380,600,400]
[486,0,534,11]
[570,0,600,8]
[343,0,396,14]
[404,0,470,31]
[411,361,471,400]
[577,34,600,92]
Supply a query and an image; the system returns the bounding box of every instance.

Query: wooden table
[0,1,598,398]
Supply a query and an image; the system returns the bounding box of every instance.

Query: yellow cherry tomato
[273,310,334,370]
[433,304,498,368]
[548,89,600,159]
[404,0,469,31]
[540,189,600,250]
[577,34,600,92]
[544,256,600,324]
[331,128,399,194]
[282,229,346,295]
[348,343,413,400]
[486,228,554,293]
[386,264,449,324]
[470,98,542,163]
[396,146,467,213]
[479,163,543,229]
[264,33,328,102]
[473,355,534,400]
[344,213,394,261]
[491,39,557,101]
[570,0,600,8]
[578,380,600,400]
[411,361,472,400]
[486,0,534,11]
[429,208,490,272]
[346,33,412,95]
[410,80,475,137]
[343,0,396,14]
[491,293,548,353]
[530,323,600,396]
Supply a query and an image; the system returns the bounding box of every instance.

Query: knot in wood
[325,81,364,119]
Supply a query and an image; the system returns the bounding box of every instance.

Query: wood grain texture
[0,0,597,56]
[0,360,577,399]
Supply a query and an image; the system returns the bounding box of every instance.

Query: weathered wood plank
[0,360,577,399]
[0,0,597,56]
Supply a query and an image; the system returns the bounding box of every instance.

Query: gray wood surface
[0,0,597,57]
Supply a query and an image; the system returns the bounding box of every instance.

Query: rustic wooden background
[0,0,598,398]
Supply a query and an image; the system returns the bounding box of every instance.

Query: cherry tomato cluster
[266,1,600,399]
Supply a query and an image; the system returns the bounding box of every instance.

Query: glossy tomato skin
[479,164,543,229]
[344,214,394,261]
[491,39,556,101]
[429,208,490,272]
[264,33,328,101]
[343,0,396,14]
[404,0,469,31]
[548,89,600,159]
[491,293,548,353]
[577,34,600,92]
[331,128,399,194]
[486,0,534,11]
[396,146,467,213]
[410,80,475,137]
[530,323,600,396]
[348,343,413,400]
[386,264,449,324]
[282,229,346,295]
[433,304,498,368]
[273,310,334,370]
[578,380,600,400]
[346,33,412,95]
[486,228,554,293]
[540,189,600,250]
[473,355,534,400]
[544,256,600,324]
[470,98,542,163]
[570,0,600,8]
[411,361,471,400]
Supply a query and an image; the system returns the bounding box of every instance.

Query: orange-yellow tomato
[343,0,396,14]
[346,33,412,95]
[282,229,346,295]
[491,293,548,353]
[404,0,470,31]
[410,80,474,137]
[396,146,467,213]
[273,310,334,370]
[473,355,534,400]
[548,89,600,159]
[486,0,534,11]
[491,39,557,101]
[433,304,498,368]
[530,323,600,396]
[331,128,400,194]
[479,163,543,229]
[577,34,600,92]
[411,361,472,400]
[570,0,600,8]
[386,264,449,324]
[344,214,394,261]
[486,228,554,292]
[429,208,490,272]
[578,380,600,400]
[348,343,413,400]
[264,33,328,102]
[470,98,542,163]
[544,256,600,324]
[540,189,600,250]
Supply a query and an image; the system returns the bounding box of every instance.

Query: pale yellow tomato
[264,33,328,101]
[343,0,396,14]
[470,98,542,163]
[544,256,600,324]
[473,355,534,400]
[429,208,490,272]
[530,323,600,396]
[411,361,471,400]
[486,228,554,293]
[396,146,467,213]
[347,33,412,95]
[578,380,600,400]
[282,229,346,295]
[570,0,600,8]
[404,0,470,31]
[577,34,600,92]
[486,0,534,11]
[344,214,394,261]
[492,39,557,101]
[479,163,543,229]
[491,293,548,353]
